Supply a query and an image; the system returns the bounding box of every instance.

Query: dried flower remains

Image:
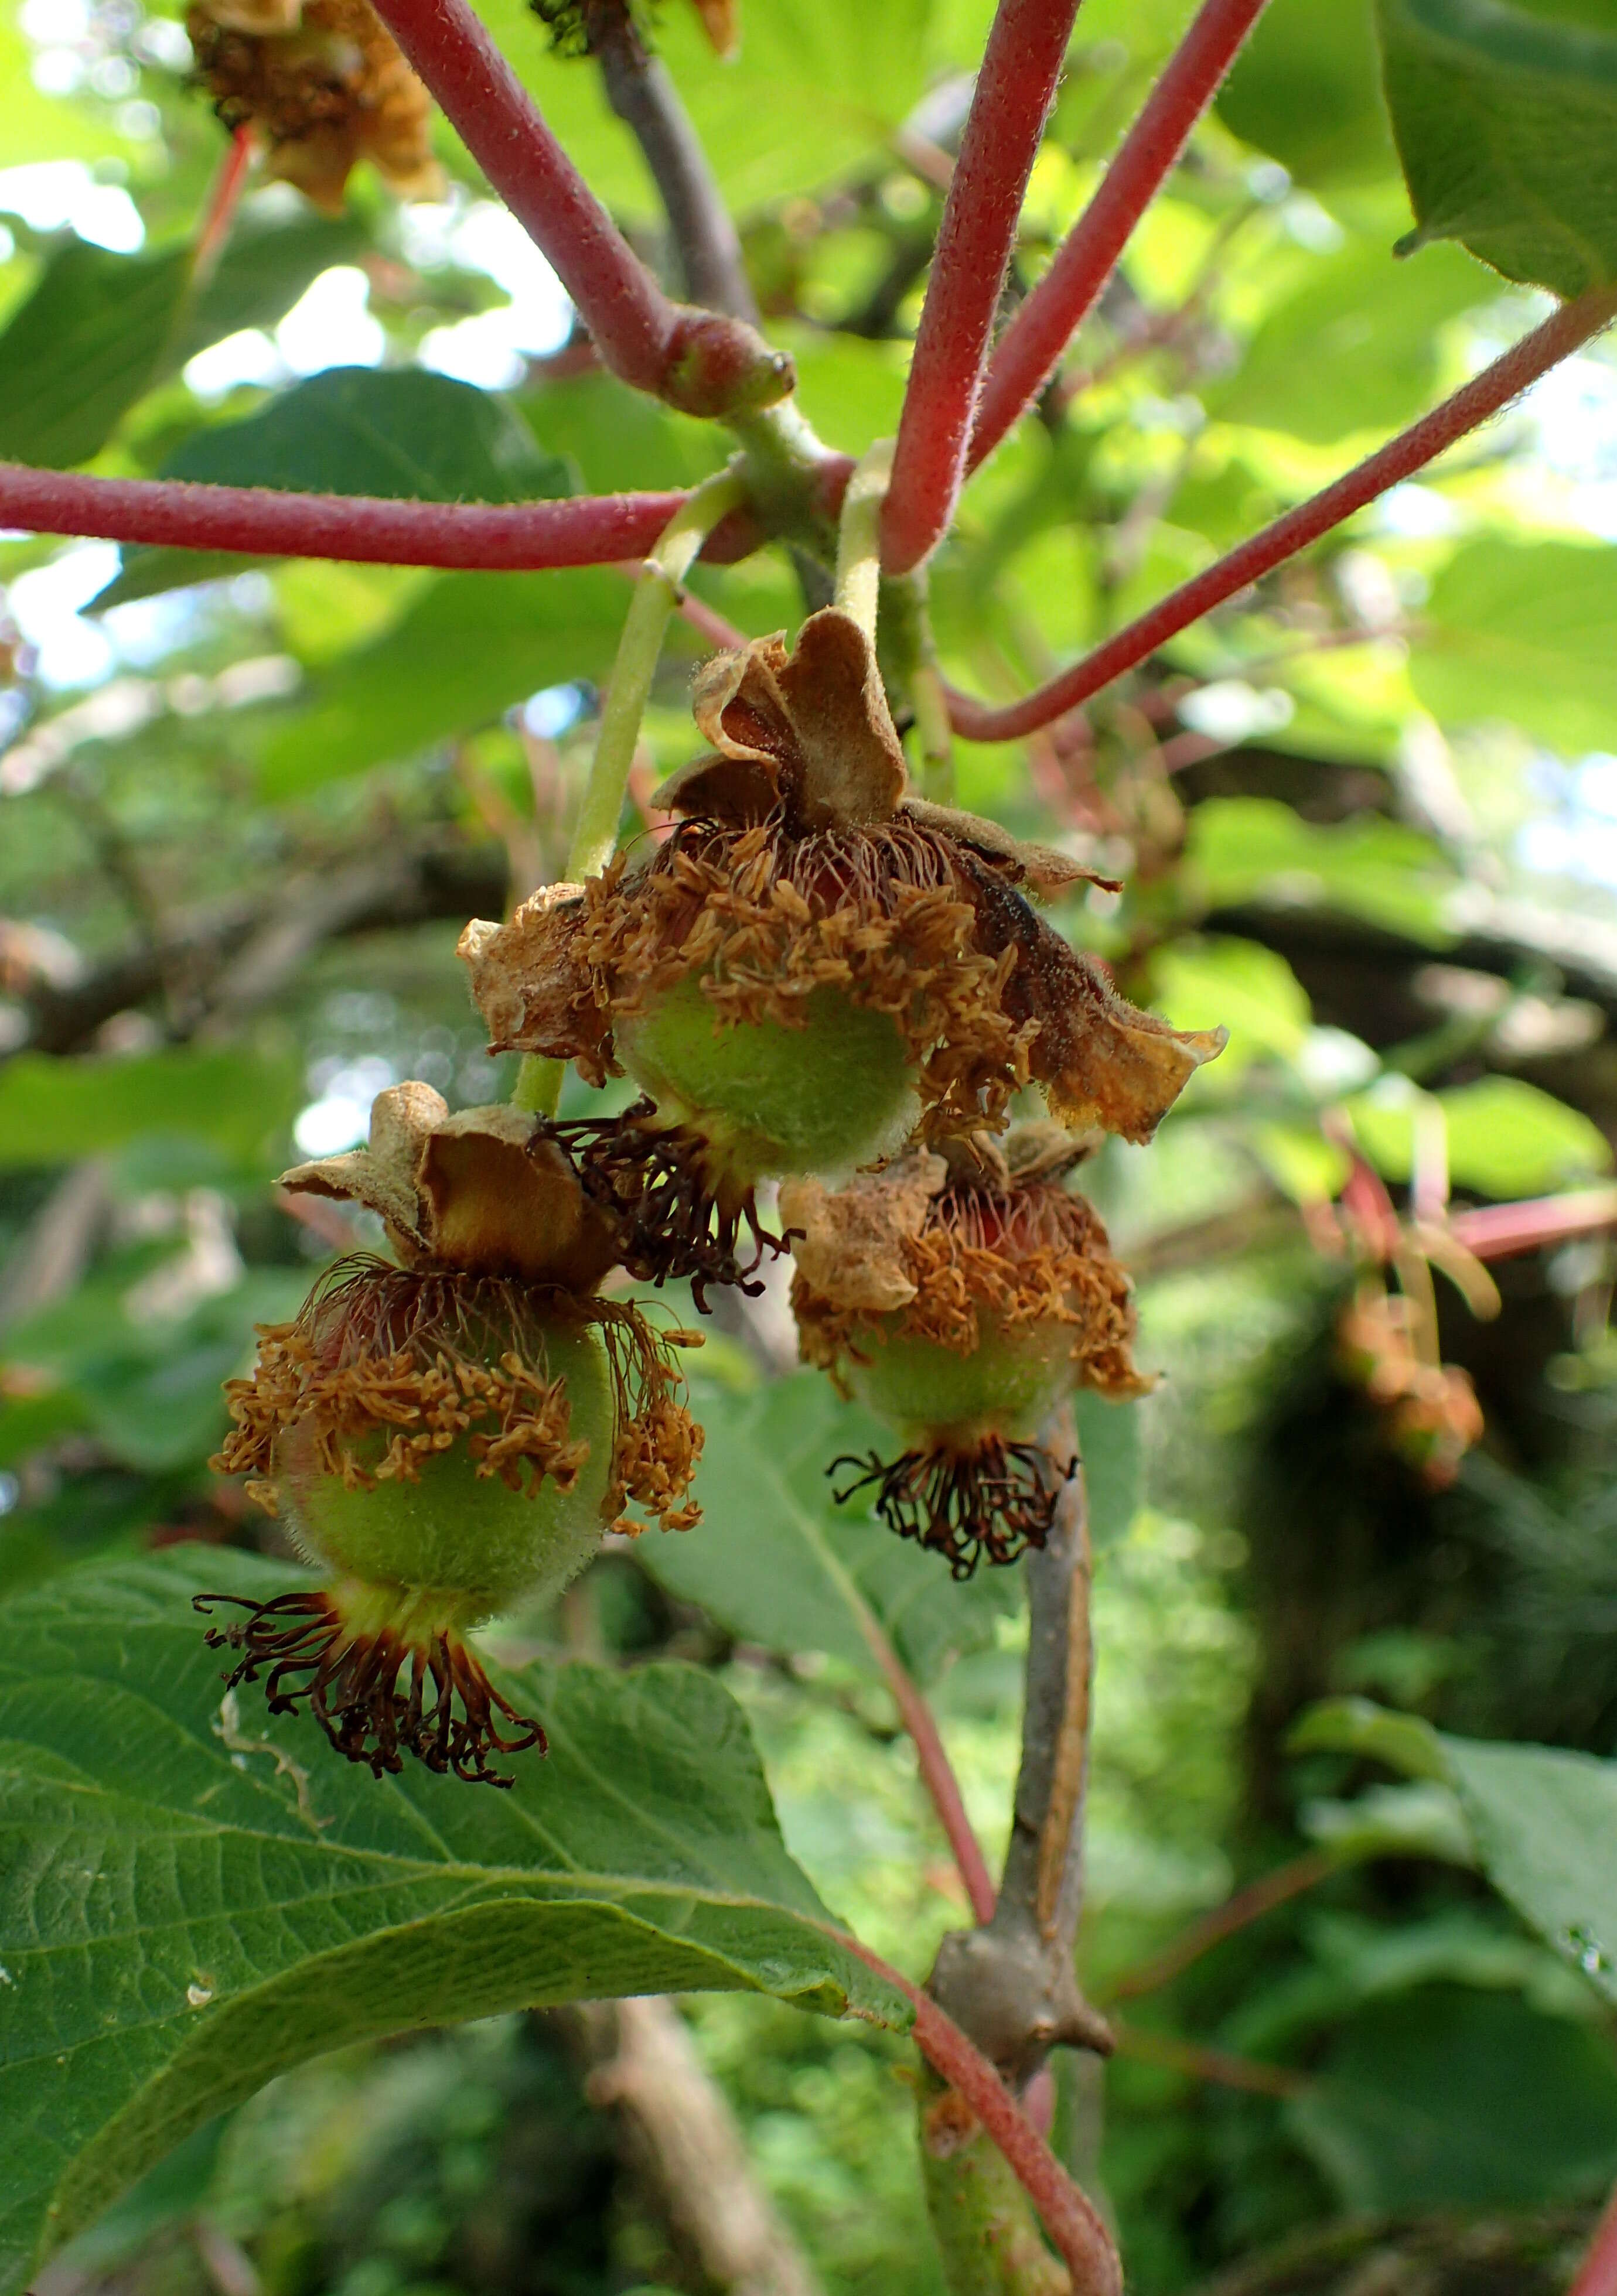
[786,1124,1148,1576]
[460,610,1224,1292]
[189,0,443,211]
[202,1083,701,1785]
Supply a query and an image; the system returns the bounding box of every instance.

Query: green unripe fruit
[616,976,919,1188]
[847,1314,1072,1450]
[277,1320,616,1625]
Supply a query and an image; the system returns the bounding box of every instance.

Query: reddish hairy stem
[367,0,677,392]
[827,1538,998,1925]
[880,0,1082,575]
[1570,2179,1617,2296]
[845,1938,1123,2295]
[194,125,257,281]
[947,287,1617,740]
[1449,1186,1617,1263]
[877,1638,999,1927]
[0,464,748,569]
[969,0,1271,470]
[1099,1849,1336,2004]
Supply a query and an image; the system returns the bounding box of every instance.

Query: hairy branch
[969,0,1272,470]
[881,0,1082,575]
[0,464,727,568]
[846,1938,1123,2296]
[588,5,758,321]
[947,286,1617,739]
[369,0,788,415]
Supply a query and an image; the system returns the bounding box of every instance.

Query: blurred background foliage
[8,0,1617,2287]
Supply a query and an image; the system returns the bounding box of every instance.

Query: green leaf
[1288,1694,1451,1779]
[1149,935,1312,1070]
[0,1052,301,1170]
[1219,0,1396,186]
[638,1375,1020,1686]
[1289,1984,1617,2210]
[1441,1734,1617,2004]
[1376,0,1617,295]
[255,566,631,794]
[1346,1074,1612,1197]
[0,1550,905,2295]
[0,239,191,470]
[176,211,371,367]
[1210,237,1486,446]
[1301,1779,1476,1866]
[1413,535,1617,756]
[99,368,570,608]
[1186,797,1464,944]
[1074,1389,1140,1554]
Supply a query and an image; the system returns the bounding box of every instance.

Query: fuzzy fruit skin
[848,1315,1071,1450]
[276,1321,615,1626]
[615,976,919,1185]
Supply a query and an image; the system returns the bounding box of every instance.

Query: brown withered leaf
[281,1082,619,1287]
[780,1150,946,1314]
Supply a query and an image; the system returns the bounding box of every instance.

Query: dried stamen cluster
[535,1096,795,1308]
[196,1586,546,1786]
[830,1439,1075,1579]
[786,1129,1148,1573]
[188,0,442,211]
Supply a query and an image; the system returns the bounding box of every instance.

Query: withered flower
[200,1083,701,1786]
[460,609,1224,1290]
[785,1123,1148,1577]
[1338,1282,1484,1491]
[188,0,443,213]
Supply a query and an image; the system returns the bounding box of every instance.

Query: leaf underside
[0,1551,905,2295]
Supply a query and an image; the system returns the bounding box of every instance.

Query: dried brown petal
[953,853,1225,1143]
[780,1152,946,1315]
[459,894,609,1085]
[664,608,906,832]
[279,1082,615,1285]
[901,799,1118,899]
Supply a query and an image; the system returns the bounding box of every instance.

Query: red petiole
[880,0,1082,576]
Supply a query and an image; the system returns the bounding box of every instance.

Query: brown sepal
[657,607,907,833]
[954,855,1226,1144]
[279,1082,619,1287]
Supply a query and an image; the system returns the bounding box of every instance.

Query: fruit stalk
[513,463,748,1116]
[947,284,1617,740]
[968,0,1274,472]
[881,0,1083,576]
[834,438,896,638]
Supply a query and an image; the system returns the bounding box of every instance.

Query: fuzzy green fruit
[616,975,919,1185]
[277,1321,615,1625]
[847,1314,1072,1449]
